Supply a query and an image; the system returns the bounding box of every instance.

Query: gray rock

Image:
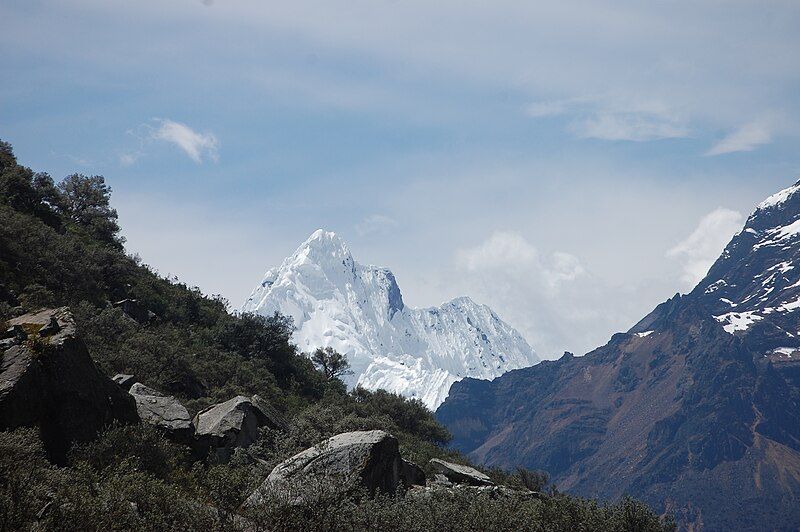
[129,382,193,442]
[247,430,403,505]
[408,483,540,500]
[428,458,494,486]
[0,308,139,463]
[251,394,288,431]
[112,374,136,390]
[193,395,283,461]
[113,299,152,325]
[429,473,453,487]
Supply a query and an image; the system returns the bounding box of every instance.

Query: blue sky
[2,0,799,358]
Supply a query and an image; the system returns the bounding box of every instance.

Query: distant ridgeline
[437,180,800,531]
[0,140,671,530]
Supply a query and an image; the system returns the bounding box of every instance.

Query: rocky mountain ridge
[437,180,800,531]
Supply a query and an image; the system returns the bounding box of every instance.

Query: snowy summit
[241,230,539,409]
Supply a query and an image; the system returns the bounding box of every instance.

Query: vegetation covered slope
[0,140,671,531]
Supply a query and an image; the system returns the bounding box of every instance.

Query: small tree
[514,467,550,492]
[57,173,122,247]
[311,347,352,381]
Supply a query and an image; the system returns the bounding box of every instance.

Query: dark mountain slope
[437,180,800,531]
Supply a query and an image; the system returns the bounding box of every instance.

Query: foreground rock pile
[247,429,539,505]
[119,384,286,460]
[0,307,286,464]
[2,307,535,516]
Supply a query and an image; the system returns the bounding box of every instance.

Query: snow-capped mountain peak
[242,230,538,409]
[653,179,800,349]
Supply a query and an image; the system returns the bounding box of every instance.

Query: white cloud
[356,214,398,236]
[119,152,138,166]
[458,231,584,291]
[454,231,636,359]
[7,2,798,148]
[666,207,743,287]
[151,119,219,163]
[574,111,689,142]
[458,231,538,273]
[525,99,573,118]
[527,96,690,142]
[549,251,585,288]
[706,120,772,156]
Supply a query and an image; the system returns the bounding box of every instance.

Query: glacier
[241,229,539,409]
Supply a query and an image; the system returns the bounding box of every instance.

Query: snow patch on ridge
[757,182,800,211]
[715,311,763,334]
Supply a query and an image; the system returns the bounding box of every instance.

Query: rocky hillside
[0,140,670,530]
[242,230,538,409]
[437,181,800,531]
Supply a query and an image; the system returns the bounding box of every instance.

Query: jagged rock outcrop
[193,395,284,461]
[428,458,493,486]
[128,382,193,443]
[0,308,138,463]
[247,430,416,505]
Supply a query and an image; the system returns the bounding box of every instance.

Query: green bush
[242,482,674,532]
[69,424,189,482]
[0,428,65,530]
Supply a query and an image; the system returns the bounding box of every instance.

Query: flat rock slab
[129,382,193,440]
[428,458,494,486]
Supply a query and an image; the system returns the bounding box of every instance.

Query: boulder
[429,473,453,487]
[400,459,426,487]
[112,374,136,390]
[113,299,154,325]
[0,308,139,463]
[247,430,403,505]
[251,394,288,431]
[128,382,193,443]
[193,395,283,461]
[428,458,494,486]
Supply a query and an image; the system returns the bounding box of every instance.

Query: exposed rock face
[428,459,493,486]
[128,382,193,442]
[437,180,800,531]
[112,374,136,390]
[193,395,283,461]
[247,430,404,505]
[0,308,138,463]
